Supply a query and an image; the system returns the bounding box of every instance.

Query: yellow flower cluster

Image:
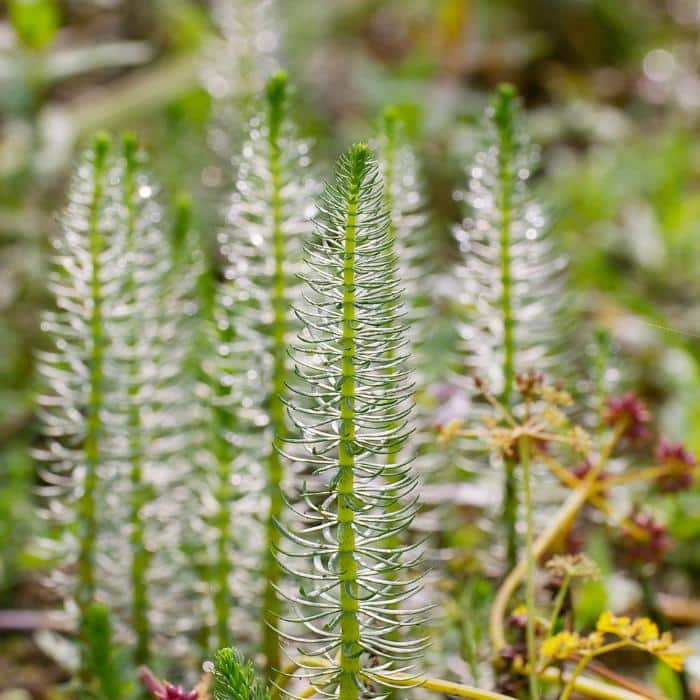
[596,612,693,671]
[540,630,603,661]
[539,611,692,673]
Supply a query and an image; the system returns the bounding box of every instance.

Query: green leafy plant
[201,71,318,669]
[452,84,570,568]
[35,133,118,670]
[212,648,271,700]
[83,602,131,700]
[276,143,425,700]
[36,132,199,681]
[31,74,699,700]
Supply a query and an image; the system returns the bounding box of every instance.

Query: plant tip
[266,70,288,103]
[122,131,140,162]
[92,131,111,160]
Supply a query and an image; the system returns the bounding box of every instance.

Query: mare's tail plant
[83,603,130,700]
[37,132,199,680]
[111,134,202,667]
[453,84,569,569]
[277,144,425,700]
[207,71,317,669]
[35,133,121,676]
[212,648,271,700]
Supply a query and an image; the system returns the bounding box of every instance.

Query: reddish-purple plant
[655,438,696,493]
[603,392,651,441]
[621,511,670,566]
[139,667,199,700]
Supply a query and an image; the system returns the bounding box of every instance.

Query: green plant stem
[77,134,109,677]
[490,423,625,652]
[495,86,517,572]
[184,226,226,651]
[560,656,590,700]
[123,136,151,667]
[293,655,651,700]
[519,435,539,700]
[548,572,571,633]
[212,320,235,650]
[336,151,363,700]
[539,666,650,700]
[262,73,287,675]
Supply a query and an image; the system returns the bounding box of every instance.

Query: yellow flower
[631,617,659,644]
[540,631,581,661]
[596,611,633,638]
[581,631,604,652]
[657,643,693,672]
[595,611,692,672]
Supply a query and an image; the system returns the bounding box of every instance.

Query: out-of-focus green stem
[78,133,110,679]
[549,572,571,633]
[262,71,288,675]
[519,435,539,700]
[212,324,235,650]
[122,134,151,667]
[294,655,651,700]
[494,84,518,571]
[490,423,626,652]
[62,53,200,140]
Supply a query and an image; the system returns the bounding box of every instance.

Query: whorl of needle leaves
[212,648,270,700]
[204,72,317,660]
[35,133,120,615]
[453,84,570,397]
[35,133,198,670]
[277,144,426,700]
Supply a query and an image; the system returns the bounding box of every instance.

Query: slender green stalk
[212,323,235,650]
[337,147,364,700]
[519,435,539,700]
[83,603,122,700]
[194,226,234,652]
[262,72,287,675]
[560,656,590,700]
[77,133,110,673]
[548,572,571,633]
[171,194,216,657]
[494,84,518,571]
[289,655,651,700]
[122,134,151,666]
[490,425,626,651]
[213,70,315,660]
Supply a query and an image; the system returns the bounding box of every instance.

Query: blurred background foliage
[4,0,700,695]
